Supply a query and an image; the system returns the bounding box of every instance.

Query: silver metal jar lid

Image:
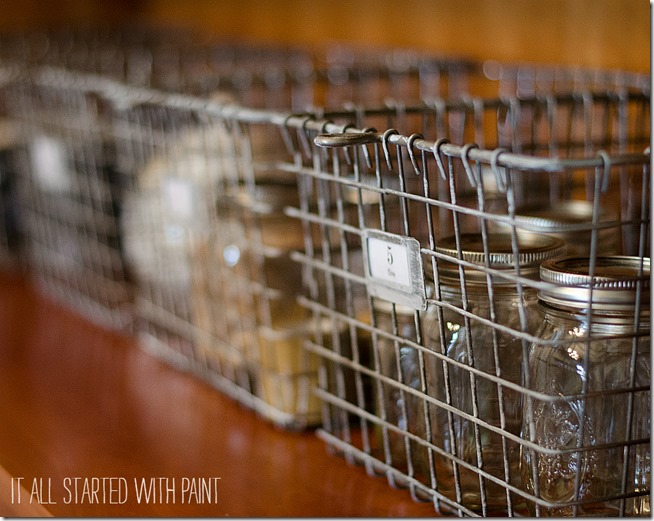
[218,176,383,215]
[434,232,567,285]
[539,256,650,311]
[508,200,617,233]
[220,180,300,215]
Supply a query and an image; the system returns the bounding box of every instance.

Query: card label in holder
[163,177,197,222]
[362,229,426,310]
[30,135,72,192]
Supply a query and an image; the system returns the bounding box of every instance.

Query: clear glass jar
[372,298,430,490]
[423,232,566,515]
[520,256,650,517]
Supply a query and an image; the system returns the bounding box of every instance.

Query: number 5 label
[363,229,426,310]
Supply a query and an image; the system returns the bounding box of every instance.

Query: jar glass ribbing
[423,232,566,515]
[520,256,650,517]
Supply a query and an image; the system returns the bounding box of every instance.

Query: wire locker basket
[286,88,650,514]
[93,46,480,428]
[0,35,473,330]
[3,30,650,439]
[0,66,24,270]
[0,37,480,434]
[5,68,133,329]
[108,88,409,428]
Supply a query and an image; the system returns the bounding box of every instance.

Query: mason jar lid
[434,232,567,285]
[259,315,348,340]
[217,179,299,215]
[539,256,650,311]
[506,200,618,236]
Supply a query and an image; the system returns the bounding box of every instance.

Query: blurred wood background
[0,0,649,73]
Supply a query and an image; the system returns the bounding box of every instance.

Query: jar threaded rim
[539,255,650,310]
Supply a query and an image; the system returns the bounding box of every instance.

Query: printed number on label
[363,229,426,310]
[367,236,411,288]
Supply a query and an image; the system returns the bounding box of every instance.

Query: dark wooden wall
[0,0,649,72]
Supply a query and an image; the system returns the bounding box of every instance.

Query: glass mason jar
[200,178,367,426]
[372,298,430,491]
[196,181,308,378]
[423,232,566,515]
[520,256,650,517]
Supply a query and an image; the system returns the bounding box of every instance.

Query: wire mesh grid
[1,30,650,443]
[0,66,24,270]
[0,36,472,332]
[4,68,133,329]
[99,46,479,428]
[100,50,651,430]
[285,89,650,515]
[0,37,484,438]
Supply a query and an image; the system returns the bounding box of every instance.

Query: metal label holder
[362,228,426,311]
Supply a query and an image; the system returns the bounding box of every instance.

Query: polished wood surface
[0,465,52,517]
[0,270,437,517]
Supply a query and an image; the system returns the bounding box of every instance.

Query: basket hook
[406,133,424,176]
[341,123,358,166]
[281,113,300,156]
[359,127,377,169]
[596,149,612,193]
[432,138,450,181]
[460,143,480,187]
[299,113,317,160]
[381,128,399,171]
[490,147,509,193]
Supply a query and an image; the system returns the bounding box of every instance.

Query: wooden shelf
[0,270,437,517]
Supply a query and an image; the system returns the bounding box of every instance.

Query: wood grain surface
[0,271,437,517]
[0,0,647,73]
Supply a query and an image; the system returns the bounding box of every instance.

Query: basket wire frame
[0,67,24,270]
[288,90,650,515]
[104,65,650,431]
[5,70,132,329]
[1,31,650,448]
[100,48,476,428]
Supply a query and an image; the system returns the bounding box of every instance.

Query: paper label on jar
[363,229,426,310]
[30,135,72,192]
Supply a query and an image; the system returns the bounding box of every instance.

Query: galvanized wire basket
[285,89,650,514]
[2,29,650,445]
[0,38,476,434]
[3,68,133,328]
[0,66,24,270]
[95,46,473,428]
[104,57,650,431]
